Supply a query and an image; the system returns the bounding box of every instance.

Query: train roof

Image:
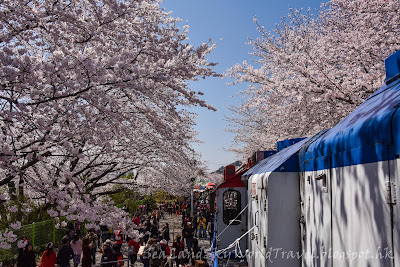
[277,138,307,152]
[216,163,253,189]
[243,50,400,176]
[243,137,310,177]
[304,50,400,170]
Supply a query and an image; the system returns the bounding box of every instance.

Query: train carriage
[239,50,400,267]
[215,165,248,261]
[242,138,309,267]
[212,152,275,266]
[300,50,400,267]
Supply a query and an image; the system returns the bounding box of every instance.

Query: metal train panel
[215,186,248,258]
[247,173,263,267]
[244,138,309,267]
[301,50,400,267]
[304,160,393,267]
[390,158,400,265]
[266,172,301,267]
[334,161,392,266]
[303,158,332,267]
[247,171,302,267]
[224,51,400,267]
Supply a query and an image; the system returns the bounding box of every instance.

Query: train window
[223,190,241,225]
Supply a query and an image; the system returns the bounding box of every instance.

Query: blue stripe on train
[304,72,400,169]
[304,144,397,172]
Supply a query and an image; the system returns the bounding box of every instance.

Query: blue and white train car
[300,50,400,267]
[211,151,275,267]
[214,164,249,262]
[242,137,311,267]
[242,50,400,267]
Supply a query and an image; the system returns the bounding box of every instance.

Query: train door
[328,148,394,267]
[305,156,332,267]
[218,188,244,257]
[390,155,399,267]
[391,111,400,267]
[247,175,256,266]
[300,171,307,267]
[251,173,265,267]
[259,175,268,267]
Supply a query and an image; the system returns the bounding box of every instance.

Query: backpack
[149,243,163,266]
[128,245,135,256]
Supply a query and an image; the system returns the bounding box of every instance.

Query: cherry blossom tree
[227,0,400,157]
[0,0,218,248]
[206,172,224,186]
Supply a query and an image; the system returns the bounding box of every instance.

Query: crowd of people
[16,230,98,267]
[15,192,214,267]
[128,197,212,267]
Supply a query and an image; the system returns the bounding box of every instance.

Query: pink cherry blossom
[10,222,21,230]
[227,0,400,157]
[0,0,218,248]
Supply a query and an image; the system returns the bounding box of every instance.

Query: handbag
[137,245,146,256]
[195,260,206,267]
[128,245,135,256]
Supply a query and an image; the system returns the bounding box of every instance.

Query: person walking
[144,218,152,244]
[39,242,57,267]
[192,214,198,237]
[115,229,123,251]
[81,237,92,267]
[161,223,170,243]
[87,229,98,265]
[17,236,29,267]
[101,243,116,267]
[70,234,82,267]
[133,214,141,227]
[181,210,186,227]
[190,238,206,266]
[149,239,163,267]
[74,221,82,237]
[172,236,184,267]
[57,238,74,267]
[100,224,110,244]
[141,238,156,267]
[182,222,194,252]
[114,244,124,267]
[150,222,159,238]
[143,204,147,215]
[198,215,207,239]
[168,202,173,216]
[156,209,161,222]
[160,239,171,266]
[207,217,214,245]
[128,237,140,265]
[21,243,36,267]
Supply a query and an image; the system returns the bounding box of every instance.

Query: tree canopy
[0,0,217,248]
[227,0,400,157]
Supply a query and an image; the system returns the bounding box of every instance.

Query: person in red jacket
[39,242,56,267]
[160,239,170,256]
[133,214,141,227]
[172,236,184,266]
[128,238,140,264]
[160,239,171,266]
[115,229,123,251]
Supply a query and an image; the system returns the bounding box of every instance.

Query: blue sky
[160,0,324,172]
